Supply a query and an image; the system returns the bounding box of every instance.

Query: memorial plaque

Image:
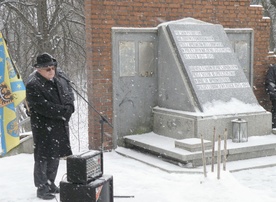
[139,41,155,77]
[166,21,258,111]
[119,41,135,77]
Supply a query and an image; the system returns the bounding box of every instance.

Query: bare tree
[0,0,88,151]
[0,0,86,84]
[261,0,276,52]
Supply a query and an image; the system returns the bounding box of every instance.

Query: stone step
[115,146,276,173]
[3,132,33,157]
[124,132,276,167]
[175,138,212,152]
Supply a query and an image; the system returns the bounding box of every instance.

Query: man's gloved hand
[63,104,74,121]
[65,104,74,114]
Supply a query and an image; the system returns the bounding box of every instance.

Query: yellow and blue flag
[0,32,26,156]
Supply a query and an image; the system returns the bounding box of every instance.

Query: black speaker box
[67,150,103,184]
[60,175,113,202]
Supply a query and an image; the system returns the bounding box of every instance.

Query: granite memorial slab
[166,19,258,111]
[154,18,270,141]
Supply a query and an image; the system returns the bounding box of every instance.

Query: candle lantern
[232,118,248,143]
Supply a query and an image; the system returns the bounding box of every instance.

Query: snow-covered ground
[1,151,276,202]
[1,90,276,201]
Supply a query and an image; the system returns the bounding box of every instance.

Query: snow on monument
[154,18,271,140]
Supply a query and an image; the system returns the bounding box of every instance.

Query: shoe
[48,183,60,194]
[37,192,55,200]
[37,187,55,200]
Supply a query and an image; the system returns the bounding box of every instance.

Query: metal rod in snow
[217,134,221,180]
[114,196,135,198]
[200,134,207,177]
[211,127,216,172]
[223,129,228,171]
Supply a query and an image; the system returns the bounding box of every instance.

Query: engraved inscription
[172,28,247,91]
[176,36,214,42]
[173,29,232,60]
[194,77,231,84]
[189,65,238,71]
[174,30,202,35]
[184,54,214,59]
[189,65,248,90]
[192,71,235,77]
[179,42,223,47]
[181,47,231,53]
[197,82,250,90]
[166,23,256,106]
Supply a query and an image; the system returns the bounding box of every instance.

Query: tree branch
[5,3,37,34]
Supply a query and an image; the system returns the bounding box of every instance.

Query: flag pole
[24,100,30,113]
[1,35,21,79]
[0,122,2,155]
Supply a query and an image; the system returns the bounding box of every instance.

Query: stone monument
[113,18,276,167]
[154,18,271,140]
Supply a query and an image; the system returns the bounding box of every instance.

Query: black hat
[34,53,55,68]
[52,58,58,67]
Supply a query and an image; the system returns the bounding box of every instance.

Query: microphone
[58,71,74,84]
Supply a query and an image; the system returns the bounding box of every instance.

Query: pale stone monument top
[164,18,258,112]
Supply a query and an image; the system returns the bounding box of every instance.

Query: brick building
[84,0,275,150]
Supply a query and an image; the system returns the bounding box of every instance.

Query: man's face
[37,66,56,80]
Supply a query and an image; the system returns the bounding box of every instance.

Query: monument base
[153,107,272,141]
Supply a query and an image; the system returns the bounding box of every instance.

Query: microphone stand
[59,73,135,199]
[58,73,113,154]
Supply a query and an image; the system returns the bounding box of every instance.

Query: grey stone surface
[175,138,212,152]
[112,28,158,147]
[124,133,276,167]
[112,18,269,154]
[153,107,271,140]
[157,25,198,112]
[163,18,258,111]
[225,28,254,86]
[5,133,33,157]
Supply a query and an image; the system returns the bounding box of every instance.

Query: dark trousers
[272,100,276,128]
[34,156,60,189]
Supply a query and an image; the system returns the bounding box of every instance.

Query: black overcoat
[266,64,276,101]
[26,72,74,159]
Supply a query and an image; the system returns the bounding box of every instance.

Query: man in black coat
[26,53,74,200]
[265,64,276,128]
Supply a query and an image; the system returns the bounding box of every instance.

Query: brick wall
[85,0,273,150]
